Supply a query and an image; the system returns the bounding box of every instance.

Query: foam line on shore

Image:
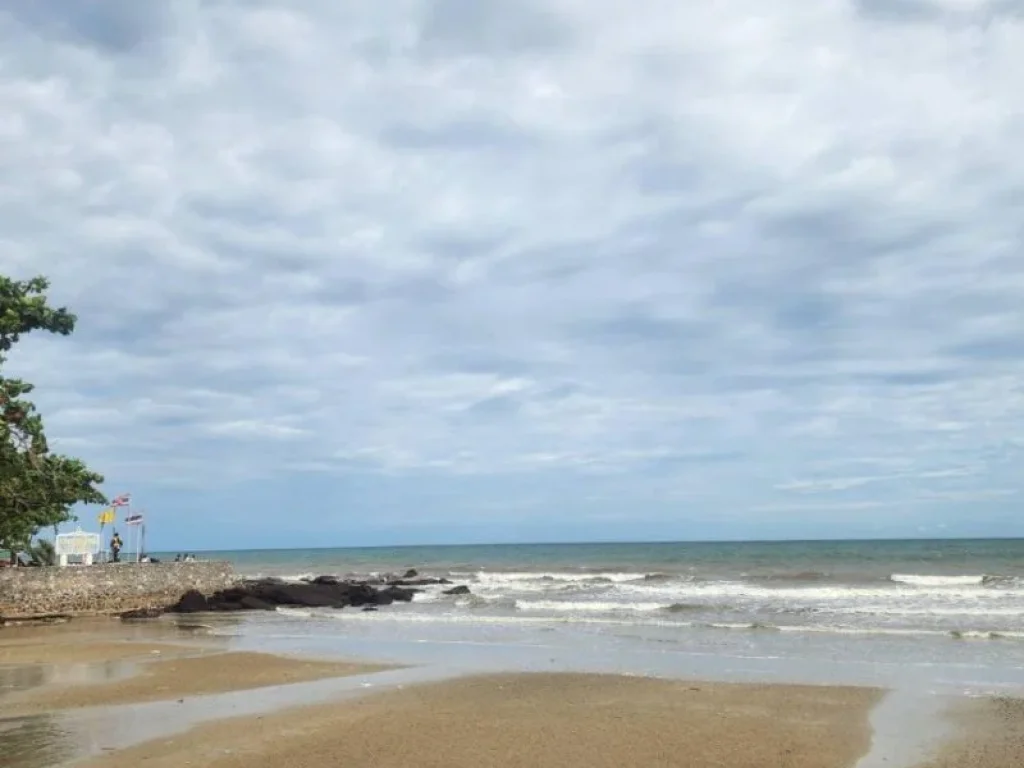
[855,688,951,768]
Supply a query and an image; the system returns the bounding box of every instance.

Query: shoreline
[2,617,1023,767]
[913,696,1024,768]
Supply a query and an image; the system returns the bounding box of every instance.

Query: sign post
[55,530,101,566]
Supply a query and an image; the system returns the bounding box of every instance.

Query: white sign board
[55,532,101,557]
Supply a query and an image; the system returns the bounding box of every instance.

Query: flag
[97,508,115,525]
[111,493,131,507]
[124,513,144,526]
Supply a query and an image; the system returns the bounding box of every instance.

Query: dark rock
[362,606,378,612]
[402,568,418,579]
[344,583,381,607]
[245,582,347,608]
[239,595,276,611]
[387,577,453,587]
[379,586,416,602]
[443,585,471,596]
[214,587,249,603]
[171,575,423,615]
[120,607,163,620]
[212,602,246,611]
[171,590,209,613]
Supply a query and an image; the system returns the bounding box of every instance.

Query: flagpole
[132,499,140,563]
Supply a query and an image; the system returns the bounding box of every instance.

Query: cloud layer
[2,0,1023,545]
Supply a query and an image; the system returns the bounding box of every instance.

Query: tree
[0,275,105,561]
[29,537,56,566]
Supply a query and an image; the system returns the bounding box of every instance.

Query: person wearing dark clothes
[110,531,123,563]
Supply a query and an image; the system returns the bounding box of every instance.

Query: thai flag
[111,493,132,507]
[124,513,144,526]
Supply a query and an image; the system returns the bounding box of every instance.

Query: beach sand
[0,639,204,666]
[83,673,882,768]
[0,619,389,717]
[2,650,389,714]
[916,696,1024,768]
[7,620,1024,767]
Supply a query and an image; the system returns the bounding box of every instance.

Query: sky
[1,0,1023,549]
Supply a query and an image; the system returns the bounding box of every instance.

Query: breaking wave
[889,574,987,587]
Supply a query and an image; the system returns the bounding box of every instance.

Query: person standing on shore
[110,531,123,563]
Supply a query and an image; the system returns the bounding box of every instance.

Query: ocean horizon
[174,534,1024,553]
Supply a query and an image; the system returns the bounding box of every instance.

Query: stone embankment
[0,561,236,620]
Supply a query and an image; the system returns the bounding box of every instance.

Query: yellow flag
[98,508,115,525]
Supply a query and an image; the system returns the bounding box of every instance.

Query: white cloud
[1,0,1023,536]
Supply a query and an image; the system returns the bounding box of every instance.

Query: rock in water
[443,585,471,595]
[171,590,209,613]
[380,586,417,602]
[239,595,276,611]
[120,607,163,620]
[168,574,426,614]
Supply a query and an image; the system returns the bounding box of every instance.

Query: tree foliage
[0,275,105,557]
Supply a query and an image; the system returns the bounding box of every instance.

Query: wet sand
[0,618,388,718]
[916,696,1024,768]
[0,639,202,666]
[2,650,390,714]
[7,619,1023,767]
[82,673,882,768]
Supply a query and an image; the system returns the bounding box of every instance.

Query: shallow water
[0,609,1016,767]
[0,714,79,768]
[0,660,138,698]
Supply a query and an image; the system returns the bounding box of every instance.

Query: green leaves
[0,274,105,556]
[0,276,76,356]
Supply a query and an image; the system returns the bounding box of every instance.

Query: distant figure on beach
[110,531,123,563]
[174,553,182,562]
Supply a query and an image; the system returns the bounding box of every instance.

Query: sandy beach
[2,649,389,715]
[0,619,386,716]
[3,618,1024,768]
[81,673,881,768]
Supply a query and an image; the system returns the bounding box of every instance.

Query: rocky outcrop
[387,577,453,587]
[168,577,425,613]
[443,585,471,595]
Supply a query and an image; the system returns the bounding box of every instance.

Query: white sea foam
[275,606,315,618]
[515,599,667,614]
[270,606,1024,641]
[890,574,986,587]
[614,581,1017,604]
[468,571,646,585]
[251,564,1024,642]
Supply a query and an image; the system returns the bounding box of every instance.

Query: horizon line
[154,534,1024,554]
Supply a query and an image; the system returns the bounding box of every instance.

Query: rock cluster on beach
[159,570,468,615]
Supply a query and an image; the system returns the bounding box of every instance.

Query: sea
[160,538,1024,702]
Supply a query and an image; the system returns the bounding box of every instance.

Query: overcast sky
[2,0,1023,549]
